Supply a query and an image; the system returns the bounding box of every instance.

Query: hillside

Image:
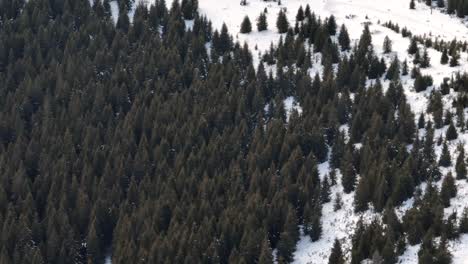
[1,0,468,264]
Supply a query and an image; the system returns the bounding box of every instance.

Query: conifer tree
[455,146,467,179]
[327,15,337,36]
[338,24,351,51]
[408,38,418,55]
[383,36,392,54]
[438,141,452,167]
[276,10,289,33]
[296,6,305,22]
[328,239,345,264]
[459,208,468,234]
[440,172,457,207]
[334,193,343,211]
[418,113,425,129]
[446,121,458,140]
[257,12,268,31]
[441,48,449,64]
[420,48,430,68]
[450,51,460,67]
[240,16,252,33]
[402,59,409,75]
[410,0,416,9]
[277,208,299,262]
[341,148,357,193]
[258,238,274,264]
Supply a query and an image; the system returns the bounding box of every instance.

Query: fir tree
[276,10,289,33]
[277,208,299,262]
[456,146,467,179]
[450,51,460,67]
[240,16,252,33]
[327,15,337,36]
[328,239,345,264]
[257,12,268,31]
[441,48,449,65]
[446,121,458,140]
[408,37,418,55]
[410,0,416,9]
[420,48,430,68]
[438,141,452,167]
[459,208,468,234]
[296,6,305,22]
[383,36,392,54]
[338,24,351,51]
[440,172,457,207]
[341,148,357,193]
[258,238,274,264]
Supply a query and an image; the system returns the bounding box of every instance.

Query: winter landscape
[1,0,468,263]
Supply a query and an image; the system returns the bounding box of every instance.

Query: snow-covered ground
[107,0,468,263]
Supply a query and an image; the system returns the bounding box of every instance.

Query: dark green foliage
[450,51,460,67]
[383,36,392,53]
[440,173,457,207]
[438,141,452,167]
[240,15,252,33]
[259,238,274,264]
[408,37,418,54]
[386,56,400,80]
[181,0,198,20]
[276,10,289,33]
[441,48,449,64]
[277,208,299,262]
[338,24,351,51]
[327,15,337,35]
[257,12,268,31]
[460,208,468,234]
[328,239,345,264]
[420,48,430,68]
[456,146,467,179]
[414,73,433,92]
[296,6,305,22]
[446,121,458,140]
[341,148,357,193]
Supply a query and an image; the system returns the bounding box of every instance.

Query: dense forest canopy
[0,0,467,263]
